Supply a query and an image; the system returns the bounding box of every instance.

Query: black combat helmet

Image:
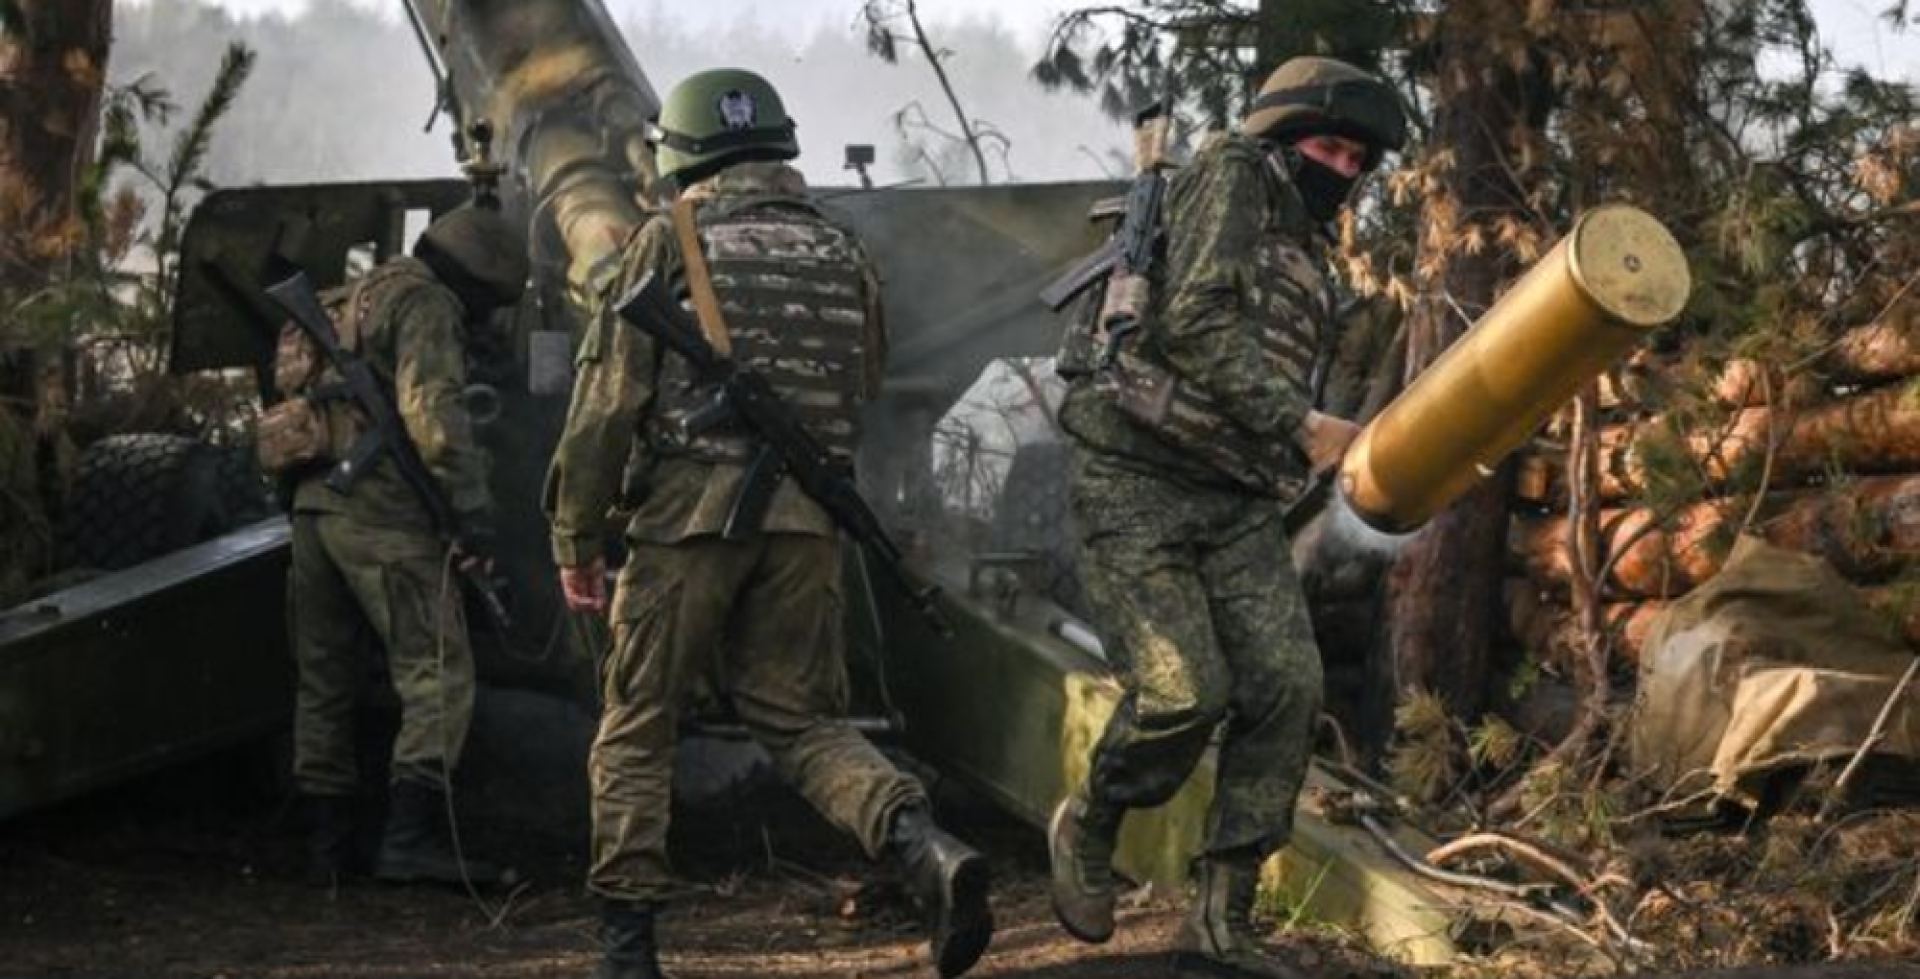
[412,205,530,313]
[1242,56,1408,171]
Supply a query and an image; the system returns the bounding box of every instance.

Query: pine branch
[165,42,255,205]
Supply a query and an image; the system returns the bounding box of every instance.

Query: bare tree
[862,0,1001,185]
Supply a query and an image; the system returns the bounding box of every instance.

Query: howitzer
[613,270,951,637]
[264,270,513,633]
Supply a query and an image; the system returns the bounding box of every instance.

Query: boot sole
[934,852,993,978]
[1046,799,1115,945]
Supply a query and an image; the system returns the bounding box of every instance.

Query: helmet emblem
[716,90,758,131]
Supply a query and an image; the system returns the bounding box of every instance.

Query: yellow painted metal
[1340,204,1690,533]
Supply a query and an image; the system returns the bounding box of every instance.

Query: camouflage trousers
[289,511,475,796]
[1071,452,1323,857]
[588,533,926,903]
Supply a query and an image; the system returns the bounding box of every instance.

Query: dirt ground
[0,744,1387,979]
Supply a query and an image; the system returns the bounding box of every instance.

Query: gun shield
[1339,204,1690,533]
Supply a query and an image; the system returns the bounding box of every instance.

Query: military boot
[886,804,993,977]
[594,900,668,979]
[1177,854,1309,979]
[300,793,357,887]
[1047,791,1124,943]
[372,777,505,886]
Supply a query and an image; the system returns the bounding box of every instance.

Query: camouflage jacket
[543,162,888,566]
[291,257,493,528]
[1059,132,1335,493]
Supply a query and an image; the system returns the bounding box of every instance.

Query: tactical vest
[647,198,871,463]
[256,260,438,476]
[1093,145,1336,500]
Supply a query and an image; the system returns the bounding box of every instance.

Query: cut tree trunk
[1829,303,1920,382]
[1384,0,1539,718]
[1511,474,1920,597]
[0,0,113,295]
[1511,581,1919,668]
[1601,353,1826,412]
[1517,381,1920,505]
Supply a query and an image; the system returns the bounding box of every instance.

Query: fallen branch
[1817,655,1920,823]
[1427,831,1595,893]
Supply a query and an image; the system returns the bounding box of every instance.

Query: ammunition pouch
[1098,351,1309,503]
[1053,277,1107,381]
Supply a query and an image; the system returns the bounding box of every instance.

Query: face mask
[1289,153,1359,225]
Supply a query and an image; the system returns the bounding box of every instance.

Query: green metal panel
[0,519,293,820]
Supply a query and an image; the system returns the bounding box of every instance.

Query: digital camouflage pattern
[1059,133,1333,502]
[286,257,491,797]
[1072,456,1322,855]
[543,160,921,904]
[1061,131,1335,860]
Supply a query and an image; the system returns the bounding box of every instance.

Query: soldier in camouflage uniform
[276,205,527,886]
[544,69,993,979]
[1047,57,1407,977]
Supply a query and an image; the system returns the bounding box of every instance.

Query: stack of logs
[1507,299,1920,672]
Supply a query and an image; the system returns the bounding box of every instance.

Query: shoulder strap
[670,196,734,359]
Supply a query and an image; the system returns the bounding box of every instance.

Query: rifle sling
[670,197,733,359]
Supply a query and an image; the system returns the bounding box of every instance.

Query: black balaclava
[1289,151,1359,225]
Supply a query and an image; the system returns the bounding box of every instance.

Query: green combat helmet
[650,68,799,186]
[1242,56,1407,170]
[413,205,530,313]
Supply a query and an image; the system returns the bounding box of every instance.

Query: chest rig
[1093,145,1337,500]
[646,196,870,464]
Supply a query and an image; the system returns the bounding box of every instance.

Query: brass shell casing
[1340,204,1690,533]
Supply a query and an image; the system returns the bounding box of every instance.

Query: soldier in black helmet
[543,68,994,979]
[269,203,528,888]
[1047,56,1407,978]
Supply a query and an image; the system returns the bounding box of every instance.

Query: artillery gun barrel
[1338,204,1690,533]
[404,0,659,301]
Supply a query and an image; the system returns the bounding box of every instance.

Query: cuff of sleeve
[1264,399,1310,444]
[551,534,601,568]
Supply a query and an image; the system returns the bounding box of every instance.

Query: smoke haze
[110,0,1130,192]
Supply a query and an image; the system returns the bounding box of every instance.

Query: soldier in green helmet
[1047,56,1408,978]
[270,203,528,888]
[544,68,994,979]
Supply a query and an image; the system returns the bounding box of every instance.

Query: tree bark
[1513,474,1920,597]
[1384,0,1535,719]
[1517,382,1920,506]
[1512,582,1919,668]
[0,0,112,296]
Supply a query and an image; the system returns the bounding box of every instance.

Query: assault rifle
[613,270,951,636]
[1039,97,1174,367]
[264,270,513,634]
